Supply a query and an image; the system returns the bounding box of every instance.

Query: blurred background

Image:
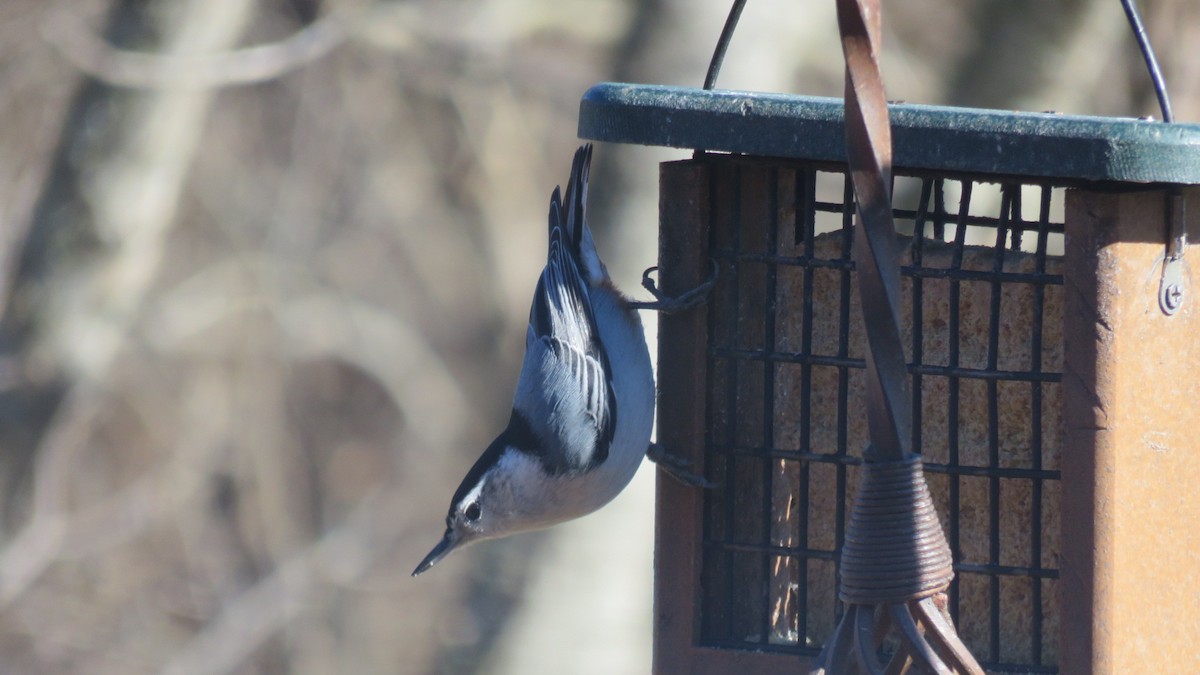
[0,0,1195,673]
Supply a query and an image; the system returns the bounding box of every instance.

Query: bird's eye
[464,502,482,522]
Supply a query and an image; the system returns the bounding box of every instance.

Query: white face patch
[459,479,485,512]
[450,449,545,541]
[473,449,564,534]
[490,450,549,511]
[458,444,642,542]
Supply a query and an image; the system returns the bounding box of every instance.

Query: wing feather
[512,171,616,474]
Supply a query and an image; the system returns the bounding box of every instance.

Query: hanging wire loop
[1120,0,1173,123]
[703,0,749,90]
[1119,0,1189,315]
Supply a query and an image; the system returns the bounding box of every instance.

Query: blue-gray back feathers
[514,145,616,474]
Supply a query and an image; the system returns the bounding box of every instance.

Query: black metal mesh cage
[695,156,1063,672]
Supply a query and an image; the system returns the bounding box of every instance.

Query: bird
[413,144,712,576]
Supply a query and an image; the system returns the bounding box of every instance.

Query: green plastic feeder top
[577,82,1200,185]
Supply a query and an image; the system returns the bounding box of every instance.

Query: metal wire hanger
[703,0,1175,123]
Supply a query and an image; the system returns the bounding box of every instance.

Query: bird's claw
[646,442,716,489]
[628,259,719,313]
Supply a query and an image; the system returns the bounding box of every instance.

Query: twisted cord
[836,0,912,461]
[814,2,985,672]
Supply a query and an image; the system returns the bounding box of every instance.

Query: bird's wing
[511,186,616,475]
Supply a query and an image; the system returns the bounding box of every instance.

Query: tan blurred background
[0,1,1195,673]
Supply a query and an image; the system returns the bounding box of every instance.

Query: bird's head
[411,483,489,576]
[412,434,554,576]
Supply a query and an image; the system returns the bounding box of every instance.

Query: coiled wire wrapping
[838,455,954,605]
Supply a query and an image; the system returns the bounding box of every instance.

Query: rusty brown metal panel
[1062,187,1200,674]
[654,158,712,675]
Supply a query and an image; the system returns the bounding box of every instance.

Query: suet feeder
[577,9,1200,675]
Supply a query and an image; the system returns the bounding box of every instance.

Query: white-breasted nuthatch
[413,144,713,576]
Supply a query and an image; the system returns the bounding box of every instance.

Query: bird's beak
[412,528,458,576]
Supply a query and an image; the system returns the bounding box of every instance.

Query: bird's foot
[646,442,716,489]
[627,259,718,313]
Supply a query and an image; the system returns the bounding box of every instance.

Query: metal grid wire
[698,157,1063,673]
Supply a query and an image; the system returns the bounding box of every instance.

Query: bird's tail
[551,144,606,286]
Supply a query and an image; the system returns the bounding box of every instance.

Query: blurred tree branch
[0,0,258,614]
[42,4,348,89]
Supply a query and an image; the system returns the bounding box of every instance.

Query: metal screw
[1164,283,1184,312]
